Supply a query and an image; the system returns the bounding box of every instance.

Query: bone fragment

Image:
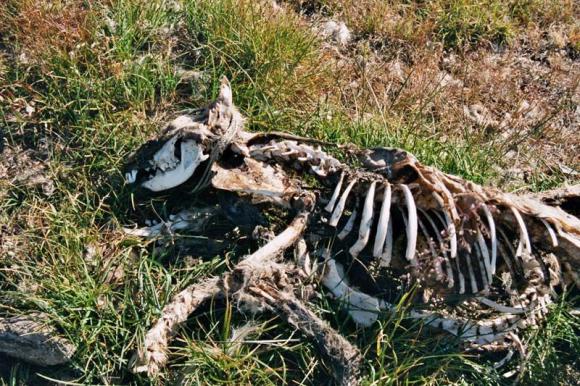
[329,179,358,227]
[373,183,392,258]
[350,181,377,257]
[325,172,345,212]
[401,184,418,263]
[433,192,457,258]
[477,298,529,314]
[480,204,498,275]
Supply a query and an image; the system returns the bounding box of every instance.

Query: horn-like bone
[350,181,377,257]
[329,179,358,227]
[325,172,345,212]
[373,183,392,258]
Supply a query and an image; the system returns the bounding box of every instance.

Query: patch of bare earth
[279,1,579,189]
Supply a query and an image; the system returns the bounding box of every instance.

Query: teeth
[325,172,345,213]
[510,207,531,254]
[477,230,493,285]
[349,181,377,257]
[380,217,393,267]
[373,183,392,258]
[401,185,418,264]
[540,219,558,247]
[142,140,208,192]
[329,179,358,227]
[480,204,497,275]
[419,208,454,288]
[125,169,138,184]
[432,192,457,259]
[338,202,359,240]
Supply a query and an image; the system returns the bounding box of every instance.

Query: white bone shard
[322,259,385,326]
[350,181,377,257]
[433,192,457,258]
[324,172,345,213]
[480,204,497,275]
[338,204,358,240]
[510,207,532,254]
[380,217,393,267]
[329,179,358,227]
[401,185,418,263]
[142,140,208,192]
[373,183,392,258]
[540,219,558,247]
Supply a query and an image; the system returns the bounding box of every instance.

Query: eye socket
[174,138,182,160]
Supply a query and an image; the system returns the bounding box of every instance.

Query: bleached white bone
[380,217,393,267]
[350,181,377,257]
[325,171,345,213]
[142,140,208,192]
[540,218,558,247]
[373,183,392,258]
[400,184,418,263]
[322,259,386,326]
[329,179,358,227]
[338,204,358,240]
[433,192,457,258]
[480,204,497,275]
[125,169,137,184]
[510,207,531,254]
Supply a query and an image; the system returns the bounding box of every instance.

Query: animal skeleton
[124,78,579,384]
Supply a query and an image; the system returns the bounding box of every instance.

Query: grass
[0,0,578,385]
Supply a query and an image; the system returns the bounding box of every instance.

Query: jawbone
[141,140,208,192]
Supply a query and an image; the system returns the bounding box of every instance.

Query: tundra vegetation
[0,0,578,385]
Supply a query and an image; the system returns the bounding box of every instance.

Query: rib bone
[401,184,418,264]
[373,183,392,258]
[325,171,345,212]
[381,217,393,267]
[350,181,377,257]
[329,179,358,227]
[510,207,532,254]
[338,204,359,240]
[480,204,498,275]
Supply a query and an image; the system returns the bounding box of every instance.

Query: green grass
[0,0,578,385]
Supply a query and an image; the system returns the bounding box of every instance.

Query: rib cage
[243,138,580,344]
